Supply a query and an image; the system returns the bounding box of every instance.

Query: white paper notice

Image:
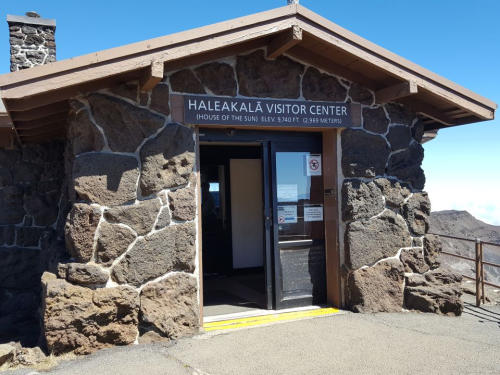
[277,205,298,224]
[306,154,322,176]
[277,184,298,202]
[304,205,324,222]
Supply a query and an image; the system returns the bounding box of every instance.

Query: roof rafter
[267,25,302,59]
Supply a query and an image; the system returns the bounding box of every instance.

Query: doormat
[204,290,260,308]
[239,277,266,294]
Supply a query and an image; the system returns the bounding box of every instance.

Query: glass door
[271,139,326,309]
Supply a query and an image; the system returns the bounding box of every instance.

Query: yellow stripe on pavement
[204,307,340,332]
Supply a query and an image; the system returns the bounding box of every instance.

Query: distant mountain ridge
[430,210,500,286]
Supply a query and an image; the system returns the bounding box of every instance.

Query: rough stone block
[386,143,425,190]
[412,120,425,143]
[96,222,136,266]
[109,82,138,102]
[149,84,170,116]
[0,148,21,168]
[195,62,237,97]
[42,161,65,180]
[405,270,463,316]
[22,140,64,164]
[400,248,430,273]
[302,67,346,102]
[140,124,195,196]
[345,210,412,269]
[403,192,431,235]
[112,223,196,287]
[65,203,102,263]
[68,107,105,156]
[104,198,161,236]
[42,275,139,355]
[423,234,442,269]
[0,225,15,246]
[170,69,206,94]
[12,161,44,183]
[168,187,196,221]
[155,207,171,230]
[66,263,109,285]
[348,83,374,105]
[8,347,46,367]
[346,259,404,313]
[24,190,61,226]
[0,247,42,290]
[341,180,384,221]
[140,273,199,339]
[341,129,391,178]
[87,93,164,153]
[373,178,411,209]
[385,102,415,126]
[0,185,25,225]
[0,167,13,188]
[73,153,139,206]
[387,125,412,151]
[24,35,44,46]
[0,344,16,366]
[237,50,303,99]
[16,227,44,247]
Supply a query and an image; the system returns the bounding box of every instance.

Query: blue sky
[2,0,499,225]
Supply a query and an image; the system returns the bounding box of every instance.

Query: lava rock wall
[23,48,462,354]
[0,141,69,346]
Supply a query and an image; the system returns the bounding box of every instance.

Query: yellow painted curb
[204,307,340,332]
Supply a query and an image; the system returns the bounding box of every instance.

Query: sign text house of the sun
[171,95,355,128]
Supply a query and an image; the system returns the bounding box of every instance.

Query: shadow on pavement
[463,302,500,326]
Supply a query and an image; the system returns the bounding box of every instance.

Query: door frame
[196,127,341,325]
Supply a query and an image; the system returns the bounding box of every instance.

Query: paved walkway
[5,300,500,375]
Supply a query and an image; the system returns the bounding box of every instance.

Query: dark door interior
[200,144,268,316]
[200,129,326,315]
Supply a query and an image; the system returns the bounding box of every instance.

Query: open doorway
[200,144,267,317]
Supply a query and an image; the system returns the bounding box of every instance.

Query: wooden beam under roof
[15,111,69,130]
[398,97,456,126]
[375,81,418,104]
[9,101,70,121]
[139,60,164,92]
[17,120,67,137]
[287,45,381,90]
[267,25,302,59]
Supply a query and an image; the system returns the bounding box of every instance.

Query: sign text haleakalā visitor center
[172,95,354,128]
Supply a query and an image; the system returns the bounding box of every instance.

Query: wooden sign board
[172,95,359,128]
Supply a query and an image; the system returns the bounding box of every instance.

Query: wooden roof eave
[0,4,496,144]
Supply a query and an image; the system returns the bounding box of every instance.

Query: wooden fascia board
[296,6,497,111]
[295,18,495,121]
[375,81,418,104]
[0,18,299,101]
[0,5,299,88]
[0,90,20,146]
[266,25,303,59]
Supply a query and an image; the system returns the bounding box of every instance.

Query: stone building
[0,5,496,355]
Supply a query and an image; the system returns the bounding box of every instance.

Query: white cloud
[426,182,500,226]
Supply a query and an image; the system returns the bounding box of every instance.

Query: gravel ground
[4,300,499,375]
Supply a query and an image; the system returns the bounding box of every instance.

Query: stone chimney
[7,12,56,72]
